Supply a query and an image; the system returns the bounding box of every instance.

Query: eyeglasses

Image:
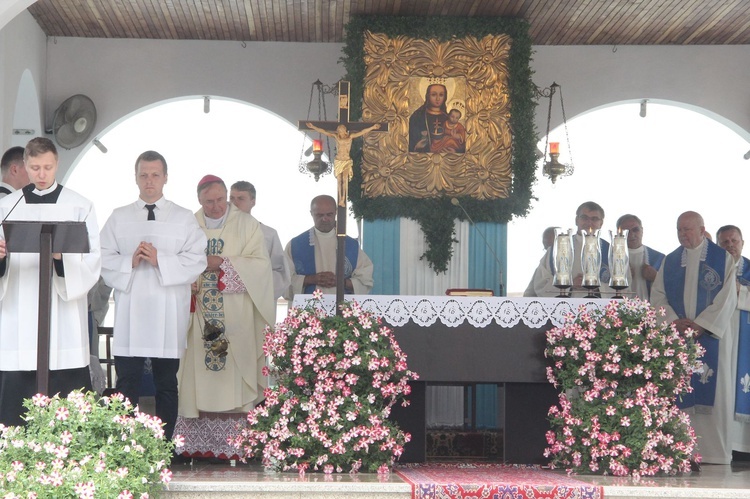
[577,214,602,223]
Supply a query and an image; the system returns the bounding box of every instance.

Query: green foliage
[544,299,703,476]
[341,15,538,272]
[234,293,419,474]
[0,390,175,498]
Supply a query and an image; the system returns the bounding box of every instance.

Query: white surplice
[0,186,101,370]
[259,222,291,300]
[100,198,207,359]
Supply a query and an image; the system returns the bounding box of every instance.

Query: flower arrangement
[0,390,179,498]
[543,298,704,477]
[232,290,419,474]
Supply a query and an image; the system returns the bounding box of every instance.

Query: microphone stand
[451,198,505,296]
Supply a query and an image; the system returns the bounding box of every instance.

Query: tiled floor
[164,460,750,499]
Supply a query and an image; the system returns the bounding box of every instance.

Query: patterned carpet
[395,463,604,499]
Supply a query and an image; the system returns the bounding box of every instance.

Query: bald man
[651,211,737,464]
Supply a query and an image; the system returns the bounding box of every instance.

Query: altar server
[651,211,737,464]
[100,150,206,441]
[0,137,101,426]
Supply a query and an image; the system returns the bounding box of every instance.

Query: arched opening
[65,96,359,251]
[509,101,750,294]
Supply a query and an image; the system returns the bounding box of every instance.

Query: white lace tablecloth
[290,295,612,329]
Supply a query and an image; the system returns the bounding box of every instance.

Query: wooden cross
[298,80,388,307]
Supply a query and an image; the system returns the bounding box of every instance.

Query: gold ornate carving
[361,31,512,200]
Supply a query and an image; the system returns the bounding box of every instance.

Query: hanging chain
[558,84,574,166]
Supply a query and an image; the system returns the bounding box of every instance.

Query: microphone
[1,183,35,225]
[451,197,505,296]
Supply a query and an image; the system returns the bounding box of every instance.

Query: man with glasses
[615,214,664,300]
[529,201,618,297]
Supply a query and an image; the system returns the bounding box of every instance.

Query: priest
[178,175,274,424]
[616,214,664,300]
[0,137,101,426]
[651,211,737,464]
[530,201,618,297]
[715,224,750,461]
[284,194,373,301]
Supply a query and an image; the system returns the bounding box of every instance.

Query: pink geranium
[234,296,418,473]
[544,298,701,477]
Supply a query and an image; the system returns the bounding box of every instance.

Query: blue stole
[548,236,611,284]
[644,245,665,296]
[735,257,750,422]
[291,228,360,294]
[663,240,727,411]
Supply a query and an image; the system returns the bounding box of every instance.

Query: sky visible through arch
[65,99,750,296]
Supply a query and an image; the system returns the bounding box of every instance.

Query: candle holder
[609,228,630,299]
[581,228,601,298]
[552,228,574,298]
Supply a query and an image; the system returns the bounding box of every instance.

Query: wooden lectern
[2,220,90,395]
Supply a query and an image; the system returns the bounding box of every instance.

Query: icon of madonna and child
[408,77,467,154]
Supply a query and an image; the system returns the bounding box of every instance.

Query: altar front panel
[292,296,611,463]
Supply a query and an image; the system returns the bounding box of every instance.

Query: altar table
[291,295,612,463]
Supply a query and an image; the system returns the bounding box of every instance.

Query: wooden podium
[2,220,90,395]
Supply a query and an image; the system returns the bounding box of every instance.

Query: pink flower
[55,407,69,420]
[160,468,173,483]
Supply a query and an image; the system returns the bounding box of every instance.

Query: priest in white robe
[616,214,664,301]
[179,175,274,420]
[0,137,100,426]
[715,225,750,460]
[531,201,623,297]
[651,211,737,464]
[229,180,290,300]
[284,194,373,302]
[100,150,206,441]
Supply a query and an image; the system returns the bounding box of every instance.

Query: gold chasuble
[178,206,275,417]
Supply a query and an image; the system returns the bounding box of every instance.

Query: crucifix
[298,80,388,307]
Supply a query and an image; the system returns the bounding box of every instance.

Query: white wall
[0,10,46,147]
[44,37,346,174]
[531,45,750,141]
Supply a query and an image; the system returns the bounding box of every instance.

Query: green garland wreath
[341,15,538,273]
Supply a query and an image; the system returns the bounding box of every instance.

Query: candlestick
[581,228,601,288]
[609,229,630,294]
[553,228,574,293]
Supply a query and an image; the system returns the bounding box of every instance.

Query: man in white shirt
[0,146,30,198]
[100,150,207,441]
[284,194,373,301]
[229,181,290,300]
[523,226,556,297]
[651,211,737,464]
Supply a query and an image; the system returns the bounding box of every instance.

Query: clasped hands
[132,241,158,267]
[309,271,337,288]
[672,318,705,337]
